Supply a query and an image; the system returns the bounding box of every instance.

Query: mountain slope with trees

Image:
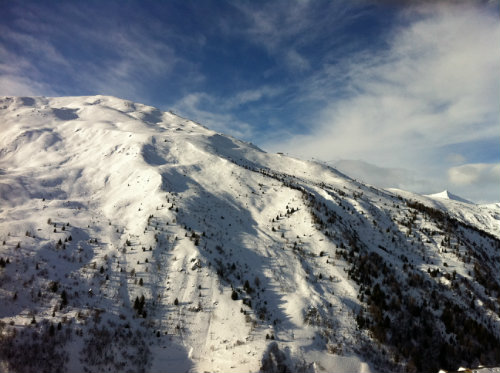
[0,96,499,373]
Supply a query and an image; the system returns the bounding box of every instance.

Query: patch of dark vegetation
[81,318,150,373]
[0,319,70,373]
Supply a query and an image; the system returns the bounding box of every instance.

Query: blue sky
[1,0,499,202]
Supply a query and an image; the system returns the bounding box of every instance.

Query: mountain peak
[426,190,473,204]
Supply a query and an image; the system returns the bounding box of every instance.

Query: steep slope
[0,96,499,373]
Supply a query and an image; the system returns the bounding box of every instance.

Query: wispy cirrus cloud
[225,0,361,72]
[0,42,57,96]
[172,85,285,140]
[173,92,256,139]
[0,2,200,102]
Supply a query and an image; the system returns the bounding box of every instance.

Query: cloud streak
[0,2,200,102]
[173,92,256,139]
[226,0,361,72]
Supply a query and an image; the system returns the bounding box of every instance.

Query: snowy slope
[0,96,499,373]
[391,188,500,239]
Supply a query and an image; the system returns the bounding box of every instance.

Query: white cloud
[329,159,500,204]
[0,75,55,97]
[224,86,283,109]
[285,49,311,72]
[448,163,500,186]
[446,163,500,203]
[332,159,439,192]
[270,5,498,154]
[265,4,499,201]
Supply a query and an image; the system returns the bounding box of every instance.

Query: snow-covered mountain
[426,190,473,205]
[0,96,499,373]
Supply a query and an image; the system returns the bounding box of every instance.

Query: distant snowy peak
[426,190,473,204]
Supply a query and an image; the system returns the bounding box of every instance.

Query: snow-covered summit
[0,96,499,373]
[426,190,473,204]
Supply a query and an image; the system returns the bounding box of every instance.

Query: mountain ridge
[0,96,499,373]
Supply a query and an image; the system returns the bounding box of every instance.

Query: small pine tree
[134,296,140,310]
[61,290,68,307]
[49,281,59,293]
[139,278,144,286]
[244,280,252,293]
[231,290,238,301]
[254,276,261,288]
[174,298,179,306]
